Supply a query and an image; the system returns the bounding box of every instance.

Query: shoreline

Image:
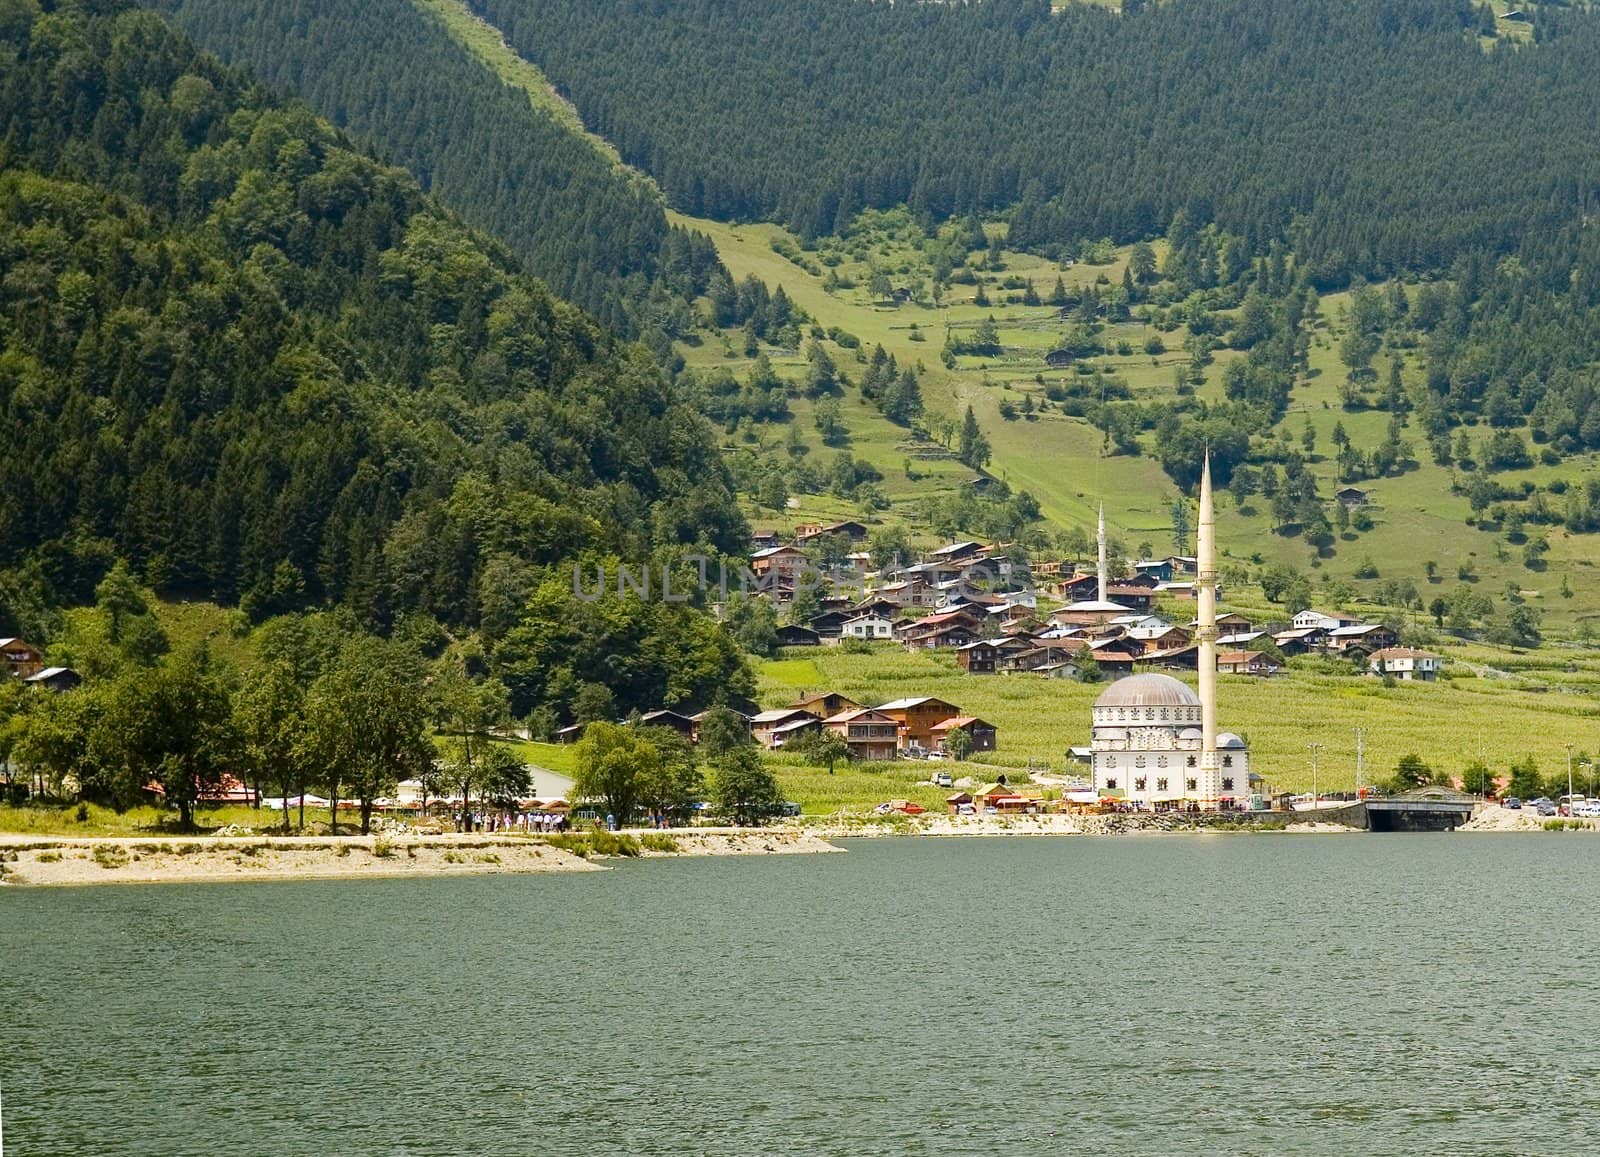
[0,829,841,888]
[4,806,1585,886]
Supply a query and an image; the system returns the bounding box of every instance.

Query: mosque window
[1156,755,1168,768]
[1135,778,1147,791]
[1223,755,1233,768]
[1106,777,1118,790]
[1159,708,1168,721]
[1222,778,1235,791]
[1146,708,1156,720]
[1186,755,1196,768]
[1106,755,1116,767]
[1156,778,1168,792]
[1135,755,1147,768]
[1186,778,1198,792]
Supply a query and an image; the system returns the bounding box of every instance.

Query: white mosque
[1087,456,1253,808]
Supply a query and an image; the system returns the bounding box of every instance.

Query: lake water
[4,834,1599,1155]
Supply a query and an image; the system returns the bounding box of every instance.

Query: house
[930,715,998,753]
[555,722,588,745]
[1326,623,1398,654]
[1045,348,1074,368]
[797,519,869,544]
[845,551,873,574]
[851,596,906,620]
[974,782,1033,814]
[1086,638,1139,676]
[639,709,695,736]
[768,715,822,749]
[840,613,896,641]
[750,545,812,582]
[750,708,822,749]
[928,540,985,565]
[688,708,748,745]
[1214,612,1254,634]
[750,529,780,550]
[1272,626,1329,655]
[875,696,963,751]
[898,608,984,648]
[775,624,821,647]
[1139,644,1199,671]
[1133,559,1174,583]
[1128,624,1193,654]
[1369,647,1443,682]
[786,691,861,719]
[1105,585,1155,612]
[945,791,975,815]
[823,708,900,761]
[808,609,852,639]
[956,639,1002,674]
[1217,650,1281,677]
[877,577,939,608]
[1119,572,1161,591]
[1216,630,1267,648]
[1292,609,1361,632]
[999,639,1086,674]
[0,638,44,679]
[23,666,80,693]
[1334,486,1370,507]
[1051,572,1102,601]
[905,621,977,649]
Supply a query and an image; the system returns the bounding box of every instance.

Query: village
[744,508,1441,686]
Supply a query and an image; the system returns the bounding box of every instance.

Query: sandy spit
[0,829,840,888]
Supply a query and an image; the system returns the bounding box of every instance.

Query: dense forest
[148,0,725,336]
[0,0,753,720]
[474,0,1600,283]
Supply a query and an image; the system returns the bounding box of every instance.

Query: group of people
[456,810,572,833]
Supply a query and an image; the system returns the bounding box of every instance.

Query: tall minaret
[1196,454,1220,789]
[1096,504,1108,604]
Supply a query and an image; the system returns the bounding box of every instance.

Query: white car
[1576,801,1600,818]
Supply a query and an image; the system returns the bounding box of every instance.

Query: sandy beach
[0,828,842,887]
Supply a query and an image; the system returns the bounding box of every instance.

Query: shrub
[371,838,394,859]
[641,832,681,853]
[588,830,642,857]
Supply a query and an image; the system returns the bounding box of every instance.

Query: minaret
[1196,454,1220,788]
[1096,504,1108,604]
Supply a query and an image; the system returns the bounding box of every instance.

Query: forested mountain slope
[473,0,1600,282]
[0,0,746,637]
[148,0,723,335]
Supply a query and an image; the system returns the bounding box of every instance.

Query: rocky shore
[0,828,841,887]
[806,812,1363,838]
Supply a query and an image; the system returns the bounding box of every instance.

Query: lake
[4,834,1599,1155]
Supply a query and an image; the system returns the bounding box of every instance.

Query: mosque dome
[1093,673,1200,709]
[1218,732,1248,749]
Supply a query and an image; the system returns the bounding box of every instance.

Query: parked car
[933,772,953,788]
[1576,800,1600,818]
[1504,797,1522,810]
[1536,802,1558,817]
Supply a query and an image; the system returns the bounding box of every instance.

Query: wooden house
[823,708,900,761]
[786,691,861,719]
[930,715,998,753]
[875,696,963,751]
[0,638,44,679]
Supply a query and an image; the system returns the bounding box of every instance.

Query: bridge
[1284,787,1477,832]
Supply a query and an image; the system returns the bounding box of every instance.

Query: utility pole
[1565,742,1574,814]
[1354,727,1366,794]
[1309,742,1323,806]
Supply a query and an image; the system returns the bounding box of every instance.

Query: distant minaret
[1197,454,1220,778]
[1097,504,1108,604]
